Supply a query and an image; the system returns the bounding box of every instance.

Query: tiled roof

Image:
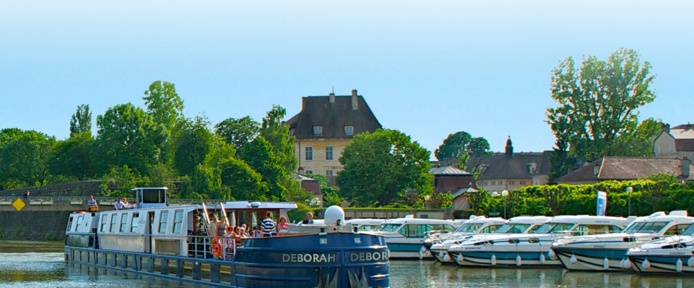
[429,166,472,176]
[284,93,382,139]
[466,151,552,180]
[555,157,694,183]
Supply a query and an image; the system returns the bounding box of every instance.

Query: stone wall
[0,211,72,241]
[0,180,103,197]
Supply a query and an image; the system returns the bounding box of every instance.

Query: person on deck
[87,195,98,212]
[301,212,314,224]
[261,212,275,237]
[114,198,125,210]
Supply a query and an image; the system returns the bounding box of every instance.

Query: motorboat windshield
[494,223,531,234]
[533,222,574,234]
[622,221,668,234]
[455,223,482,233]
[681,223,694,235]
[379,223,401,232]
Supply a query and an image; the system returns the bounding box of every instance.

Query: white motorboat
[345,218,385,232]
[447,215,630,267]
[627,222,694,273]
[429,216,550,263]
[377,216,460,259]
[552,211,694,271]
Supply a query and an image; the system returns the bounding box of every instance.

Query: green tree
[435,131,491,162]
[260,105,297,173]
[69,104,92,136]
[95,103,165,176]
[0,129,56,188]
[547,48,656,163]
[143,80,184,162]
[174,116,215,176]
[337,129,432,206]
[219,157,268,201]
[238,137,286,201]
[214,116,260,151]
[48,132,95,181]
[311,174,343,207]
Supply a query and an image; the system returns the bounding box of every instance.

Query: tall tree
[173,116,214,176]
[94,103,165,176]
[214,116,260,151]
[143,80,183,162]
[259,105,297,173]
[238,136,286,201]
[435,131,472,161]
[69,104,92,136]
[546,48,656,163]
[337,129,432,206]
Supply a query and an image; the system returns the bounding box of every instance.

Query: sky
[1,1,692,159]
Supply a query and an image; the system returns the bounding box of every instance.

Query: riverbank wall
[0,211,71,241]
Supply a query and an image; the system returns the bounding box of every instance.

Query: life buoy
[211,237,223,258]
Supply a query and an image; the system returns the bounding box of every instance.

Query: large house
[465,137,552,191]
[555,156,693,184]
[284,89,382,180]
[654,123,694,160]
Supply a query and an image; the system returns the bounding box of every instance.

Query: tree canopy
[337,129,432,206]
[547,48,657,163]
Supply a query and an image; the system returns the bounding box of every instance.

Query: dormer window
[344,125,354,136]
[478,164,489,174]
[313,126,323,136]
[527,162,537,174]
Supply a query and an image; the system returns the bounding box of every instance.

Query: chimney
[593,162,600,177]
[505,136,513,158]
[302,97,307,110]
[351,89,358,110]
[329,92,335,103]
[661,123,670,132]
[682,156,691,179]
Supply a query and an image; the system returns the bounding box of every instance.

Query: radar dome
[324,206,345,226]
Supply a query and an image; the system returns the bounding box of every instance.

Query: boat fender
[642,258,651,269]
[547,249,556,260]
[688,257,694,267]
[569,254,577,264]
[621,259,632,269]
[676,259,683,272]
[456,253,463,263]
[539,253,546,264]
[491,254,497,266]
[211,237,223,259]
[443,253,451,262]
[603,257,609,270]
[515,255,522,267]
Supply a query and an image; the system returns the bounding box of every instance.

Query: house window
[305,147,313,161]
[491,181,496,185]
[306,170,313,175]
[313,126,323,136]
[344,126,354,136]
[326,170,333,177]
[509,180,515,185]
[326,146,333,160]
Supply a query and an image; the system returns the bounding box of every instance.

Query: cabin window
[305,147,313,161]
[109,214,118,232]
[173,210,184,234]
[66,216,74,231]
[664,224,690,236]
[120,213,128,232]
[130,213,139,233]
[326,146,333,160]
[159,211,169,233]
[100,216,108,232]
[75,215,84,230]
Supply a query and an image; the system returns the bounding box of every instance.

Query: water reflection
[2,241,693,288]
[391,260,694,288]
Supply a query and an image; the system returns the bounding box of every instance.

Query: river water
[0,241,688,287]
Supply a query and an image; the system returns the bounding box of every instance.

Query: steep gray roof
[466,151,552,180]
[555,156,694,183]
[284,93,382,139]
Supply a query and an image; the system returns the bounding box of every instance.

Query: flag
[596,190,607,216]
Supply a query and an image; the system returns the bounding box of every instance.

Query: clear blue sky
[1,1,692,158]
